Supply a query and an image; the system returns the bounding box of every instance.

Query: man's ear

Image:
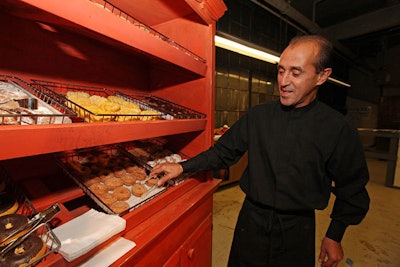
[316,68,332,85]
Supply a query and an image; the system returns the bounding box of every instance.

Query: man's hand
[318,236,344,267]
[149,163,183,186]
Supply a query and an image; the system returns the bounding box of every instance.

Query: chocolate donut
[0,193,19,217]
[0,235,46,267]
[0,214,29,246]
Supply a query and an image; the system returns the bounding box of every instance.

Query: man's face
[277,41,331,108]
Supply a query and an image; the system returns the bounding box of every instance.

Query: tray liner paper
[50,209,126,262]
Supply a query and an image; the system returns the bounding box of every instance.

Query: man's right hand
[149,163,183,186]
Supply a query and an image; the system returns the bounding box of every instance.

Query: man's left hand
[318,236,344,267]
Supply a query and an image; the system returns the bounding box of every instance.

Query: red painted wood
[0,1,226,266]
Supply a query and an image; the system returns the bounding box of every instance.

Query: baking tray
[31,80,205,122]
[0,75,75,125]
[0,166,61,267]
[56,145,169,216]
[119,139,190,186]
[31,80,165,122]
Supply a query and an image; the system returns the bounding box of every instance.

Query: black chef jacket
[181,99,370,242]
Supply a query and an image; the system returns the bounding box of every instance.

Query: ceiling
[258,0,400,70]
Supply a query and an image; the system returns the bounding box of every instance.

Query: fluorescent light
[214,34,351,88]
[215,35,280,64]
[327,77,351,87]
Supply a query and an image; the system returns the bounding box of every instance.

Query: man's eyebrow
[277,65,303,71]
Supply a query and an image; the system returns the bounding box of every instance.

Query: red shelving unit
[0,0,226,265]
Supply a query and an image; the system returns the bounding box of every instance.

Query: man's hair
[289,35,333,73]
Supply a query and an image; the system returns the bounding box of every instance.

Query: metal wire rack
[0,75,75,125]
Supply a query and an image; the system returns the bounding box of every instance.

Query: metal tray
[0,166,61,267]
[56,145,169,216]
[31,80,205,122]
[31,80,168,123]
[0,75,75,125]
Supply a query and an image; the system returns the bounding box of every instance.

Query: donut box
[0,75,75,125]
[0,166,61,266]
[57,145,170,216]
[30,79,205,123]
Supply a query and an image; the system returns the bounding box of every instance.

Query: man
[150,35,370,267]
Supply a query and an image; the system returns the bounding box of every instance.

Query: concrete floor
[212,159,400,267]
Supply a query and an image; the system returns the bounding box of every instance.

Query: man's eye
[292,71,301,77]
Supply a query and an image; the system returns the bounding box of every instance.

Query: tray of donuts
[30,80,168,123]
[119,138,190,186]
[0,75,75,125]
[0,166,61,267]
[56,145,169,216]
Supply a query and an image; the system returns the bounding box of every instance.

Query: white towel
[79,237,136,267]
[51,209,126,262]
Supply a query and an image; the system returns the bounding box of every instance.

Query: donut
[0,193,19,217]
[120,173,137,186]
[131,184,147,197]
[0,214,29,246]
[89,183,108,196]
[104,177,123,191]
[0,235,46,267]
[130,166,147,181]
[82,176,101,187]
[145,178,159,187]
[113,168,127,178]
[110,201,129,214]
[98,193,117,206]
[113,187,131,201]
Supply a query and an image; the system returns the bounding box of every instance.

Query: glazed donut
[0,193,19,217]
[113,168,127,178]
[110,201,129,214]
[89,183,108,196]
[145,178,159,187]
[0,214,29,246]
[99,193,117,206]
[0,235,47,267]
[113,187,131,201]
[120,173,137,186]
[131,184,147,197]
[104,177,123,191]
[130,166,147,181]
[83,176,101,187]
